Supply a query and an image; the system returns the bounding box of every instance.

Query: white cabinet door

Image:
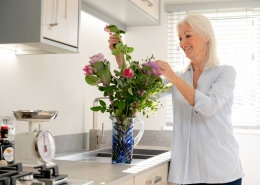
[43,0,58,41]
[130,0,160,20]
[66,0,79,47]
[43,0,78,47]
[135,163,169,185]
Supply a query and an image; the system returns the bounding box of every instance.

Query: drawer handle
[49,0,59,29]
[142,0,153,7]
[146,176,162,184]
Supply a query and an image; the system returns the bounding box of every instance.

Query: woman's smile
[184,46,192,52]
[178,22,208,63]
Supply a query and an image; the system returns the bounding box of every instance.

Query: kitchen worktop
[53,145,171,185]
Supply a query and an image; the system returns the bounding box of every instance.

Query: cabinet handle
[142,0,153,7]
[49,0,59,30]
[146,176,162,184]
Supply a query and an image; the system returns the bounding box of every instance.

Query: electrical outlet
[0,116,16,136]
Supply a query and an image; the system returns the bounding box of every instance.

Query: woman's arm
[156,60,196,106]
[108,34,126,68]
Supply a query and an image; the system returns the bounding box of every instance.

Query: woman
[109,14,244,185]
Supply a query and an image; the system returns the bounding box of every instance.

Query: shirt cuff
[193,90,205,114]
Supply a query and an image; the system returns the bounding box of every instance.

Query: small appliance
[13,110,58,167]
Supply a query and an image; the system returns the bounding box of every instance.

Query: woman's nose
[180,40,185,49]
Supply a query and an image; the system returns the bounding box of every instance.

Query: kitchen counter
[52,145,171,185]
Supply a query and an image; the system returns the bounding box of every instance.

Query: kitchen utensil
[13,110,58,167]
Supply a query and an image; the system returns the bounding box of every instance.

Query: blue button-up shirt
[160,64,244,184]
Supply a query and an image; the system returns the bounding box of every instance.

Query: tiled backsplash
[54,130,173,154]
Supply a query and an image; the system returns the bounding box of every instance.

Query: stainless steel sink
[55,147,169,165]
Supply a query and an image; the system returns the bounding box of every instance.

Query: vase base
[112,159,132,164]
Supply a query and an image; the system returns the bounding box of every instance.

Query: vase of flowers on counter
[83,25,170,164]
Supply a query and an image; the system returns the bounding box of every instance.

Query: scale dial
[34,130,56,163]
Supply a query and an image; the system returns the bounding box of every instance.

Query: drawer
[117,177,134,185]
[135,162,169,185]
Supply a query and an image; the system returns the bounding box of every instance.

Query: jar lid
[1,125,9,130]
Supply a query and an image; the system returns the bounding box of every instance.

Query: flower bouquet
[83,25,168,164]
[83,25,165,119]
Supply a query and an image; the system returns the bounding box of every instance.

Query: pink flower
[123,68,134,78]
[83,65,93,75]
[104,25,111,33]
[142,61,161,76]
[89,53,105,64]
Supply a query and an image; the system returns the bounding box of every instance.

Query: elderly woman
[109,13,244,185]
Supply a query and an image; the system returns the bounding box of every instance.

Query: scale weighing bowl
[13,110,58,122]
[13,110,58,166]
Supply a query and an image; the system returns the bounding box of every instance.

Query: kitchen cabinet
[0,0,80,54]
[43,0,79,47]
[81,0,160,28]
[116,177,134,185]
[116,162,169,185]
[130,0,159,21]
[135,162,169,185]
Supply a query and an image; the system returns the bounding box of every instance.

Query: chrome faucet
[89,97,109,150]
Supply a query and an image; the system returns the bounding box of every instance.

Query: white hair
[177,13,220,71]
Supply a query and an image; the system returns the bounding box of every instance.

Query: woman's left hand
[155,60,176,83]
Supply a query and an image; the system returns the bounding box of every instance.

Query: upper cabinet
[81,0,160,29]
[130,0,159,21]
[43,0,79,47]
[0,0,80,55]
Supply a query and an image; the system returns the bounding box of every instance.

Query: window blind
[167,8,260,127]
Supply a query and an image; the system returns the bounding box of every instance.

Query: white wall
[0,12,117,135]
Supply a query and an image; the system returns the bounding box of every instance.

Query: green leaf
[118,100,126,109]
[85,75,101,86]
[108,25,118,32]
[113,100,119,106]
[90,106,101,111]
[115,43,123,49]
[114,70,122,76]
[112,49,120,56]
[121,62,126,72]
[120,45,127,53]
[99,100,106,107]
[101,107,106,113]
[104,86,114,93]
[119,30,125,34]
[98,86,105,91]
[115,109,123,116]
[116,33,120,38]
[127,47,134,53]
[126,54,131,61]
[128,88,133,95]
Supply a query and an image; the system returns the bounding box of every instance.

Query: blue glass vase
[110,116,144,164]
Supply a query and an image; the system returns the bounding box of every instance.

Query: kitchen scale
[13,110,58,167]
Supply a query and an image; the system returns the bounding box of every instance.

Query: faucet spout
[89,97,109,151]
[92,97,109,130]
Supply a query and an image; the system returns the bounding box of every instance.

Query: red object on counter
[1,125,9,130]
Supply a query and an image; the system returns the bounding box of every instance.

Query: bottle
[0,125,14,165]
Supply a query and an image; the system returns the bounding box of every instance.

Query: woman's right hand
[108,34,125,68]
[108,34,120,50]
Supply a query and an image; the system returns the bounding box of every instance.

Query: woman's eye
[179,37,182,41]
[186,35,191,38]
